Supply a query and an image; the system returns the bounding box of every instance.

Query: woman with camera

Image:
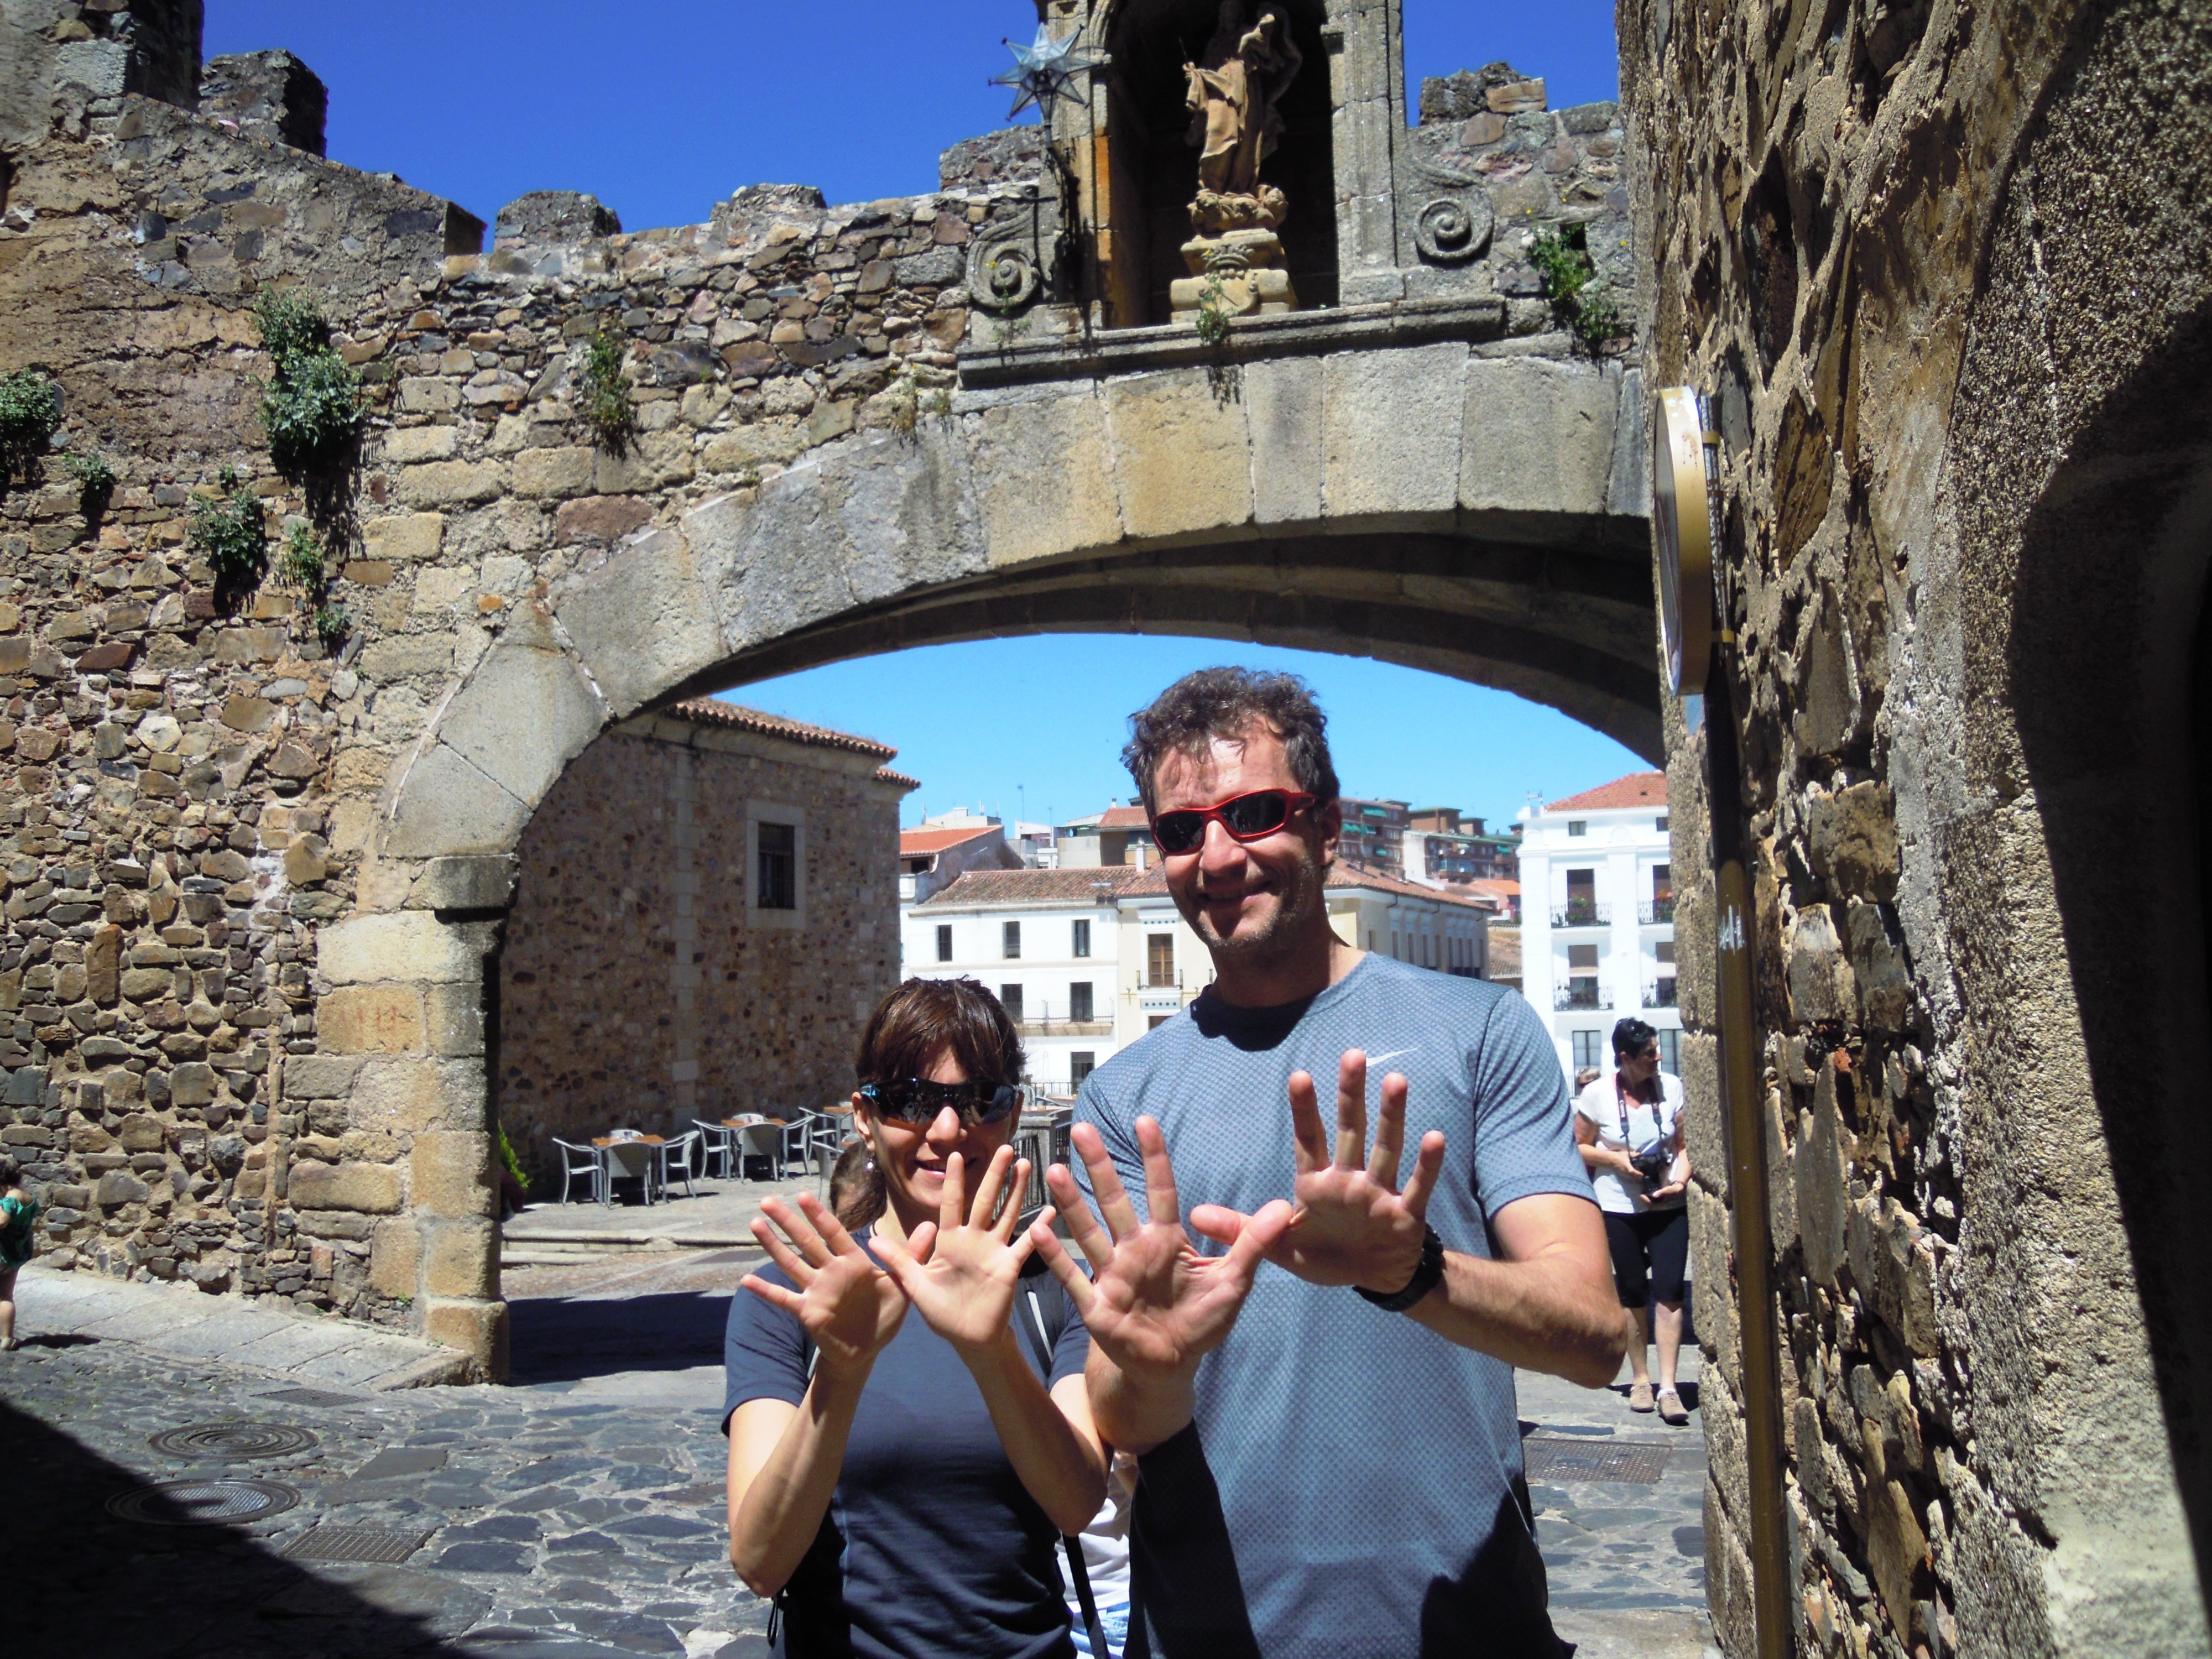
[1573,1018,1692,1425]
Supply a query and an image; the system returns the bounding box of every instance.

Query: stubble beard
[1181,839,1326,978]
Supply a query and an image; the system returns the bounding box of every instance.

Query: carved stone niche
[1089,0,1337,327]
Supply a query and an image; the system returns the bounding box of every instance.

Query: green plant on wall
[0,368,60,482]
[253,287,364,473]
[276,520,351,651]
[497,1124,529,1196]
[1193,270,1235,349]
[187,466,267,587]
[577,327,634,450]
[313,603,351,652]
[1528,228,1624,355]
[64,448,117,503]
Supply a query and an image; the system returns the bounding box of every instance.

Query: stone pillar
[315,880,509,1381]
[1323,0,1406,304]
[197,48,326,155]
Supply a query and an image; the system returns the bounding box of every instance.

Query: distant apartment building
[1514,771,1679,1080]
[1336,797,1410,878]
[1402,808,1520,884]
[899,807,1022,904]
[904,862,1490,1097]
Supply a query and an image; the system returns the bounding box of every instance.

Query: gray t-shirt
[1074,953,1595,1659]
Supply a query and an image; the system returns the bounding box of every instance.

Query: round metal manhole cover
[148,1422,319,1460]
[107,1478,302,1526]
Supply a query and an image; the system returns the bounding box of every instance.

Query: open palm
[742,1193,911,1377]
[874,1145,1041,1357]
[1036,1118,1292,1383]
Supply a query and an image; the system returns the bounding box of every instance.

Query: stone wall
[497,708,907,1178]
[1619,0,2212,1653]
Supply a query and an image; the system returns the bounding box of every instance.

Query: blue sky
[203,1,1639,832]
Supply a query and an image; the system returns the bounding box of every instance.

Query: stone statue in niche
[1171,1,1302,325]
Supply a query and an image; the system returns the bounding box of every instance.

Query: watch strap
[1355,1223,1444,1312]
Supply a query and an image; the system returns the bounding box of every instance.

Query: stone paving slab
[503,1173,820,1251]
[15,1264,471,1390]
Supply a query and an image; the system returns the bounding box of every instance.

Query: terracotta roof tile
[661,698,898,761]
[1545,770,1668,813]
[916,867,1151,907]
[900,825,1002,857]
[875,768,922,790]
[1097,805,1152,830]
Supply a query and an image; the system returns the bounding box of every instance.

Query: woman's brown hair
[840,979,1027,1229]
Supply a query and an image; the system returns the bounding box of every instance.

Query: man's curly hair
[1121,667,1340,813]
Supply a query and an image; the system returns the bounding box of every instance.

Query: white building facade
[1515,771,1680,1082]
[904,863,1491,1098]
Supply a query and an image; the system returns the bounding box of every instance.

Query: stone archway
[347,343,1653,1375]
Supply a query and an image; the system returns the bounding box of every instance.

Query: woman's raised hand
[742,1193,910,1381]
[872,1145,1041,1361]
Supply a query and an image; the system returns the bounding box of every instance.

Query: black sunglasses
[1150,789,1317,856]
[858,1078,1024,1126]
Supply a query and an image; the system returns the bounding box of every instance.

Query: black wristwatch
[1355,1224,1445,1312]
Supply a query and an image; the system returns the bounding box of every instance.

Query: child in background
[0,1152,39,1351]
[827,1137,885,1230]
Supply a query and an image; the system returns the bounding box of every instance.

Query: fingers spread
[1366,1070,1410,1191]
[993,1160,1032,1242]
[750,1217,815,1287]
[760,1196,831,1267]
[1188,1203,1250,1247]
[1073,1122,1144,1241]
[1334,1051,1370,1170]
[1047,1164,1116,1272]
[1136,1115,1180,1229]
[1402,1129,1447,1220]
[940,1150,966,1236]
[1030,1225,1099,1317]
[739,1274,805,1316]
[1287,1071,1329,1174]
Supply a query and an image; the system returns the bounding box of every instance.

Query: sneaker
[1628,1380,1655,1412]
[1657,1387,1689,1425]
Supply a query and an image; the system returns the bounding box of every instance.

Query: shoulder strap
[1019,1271,1113,1658]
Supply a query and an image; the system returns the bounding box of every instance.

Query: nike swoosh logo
[1364,1049,1418,1066]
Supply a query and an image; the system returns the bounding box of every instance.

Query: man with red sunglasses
[1032,667,1623,1659]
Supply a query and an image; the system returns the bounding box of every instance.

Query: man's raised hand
[1030,1117,1291,1384]
[1190,1050,1446,1292]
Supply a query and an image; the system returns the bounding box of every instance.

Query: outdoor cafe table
[592,1134,665,1204]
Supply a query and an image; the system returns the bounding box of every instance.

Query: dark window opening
[1147,933,1175,987]
[1003,920,1021,959]
[757,822,796,911]
[1073,919,1092,958]
[1000,983,1025,1024]
[936,924,953,963]
[1070,982,1094,1023]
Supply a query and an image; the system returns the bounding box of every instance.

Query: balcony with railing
[1551,902,1610,928]
[1639,898,1676,925]
[1554,979,1603,1010]
[1015,1018,1115,1038]
[1643,978,1678,1008]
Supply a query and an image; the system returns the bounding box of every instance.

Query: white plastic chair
[692,1119,737,1179]
[552,1138,603,1205]
[659,1130,703,1199]
[735,1121,786,1182]
[602,1139,658,1206]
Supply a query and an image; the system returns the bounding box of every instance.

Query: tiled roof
[875,768,922,790]
[1546,770,1668,813]
[901,825,1002,857]
[1098,805,1151,830]
[916,867,1151,907]
[662,698,898,761]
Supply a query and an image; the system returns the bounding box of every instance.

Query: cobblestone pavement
[7,1250,1714,1658]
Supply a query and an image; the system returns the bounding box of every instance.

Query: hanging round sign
[1651,385,1715,696]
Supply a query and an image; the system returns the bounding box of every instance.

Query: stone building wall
[1619,0,2212,1653]
[497,706,908,1178]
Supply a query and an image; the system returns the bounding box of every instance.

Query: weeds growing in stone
[1194,272,1235,349]
[276,520,326,591]
[1529,228,1624,355]
[253,288,364,473]
[313,603,351,651]
[0,368,60,482]
[187,466,267,586]
[578,327,634,450]
[62,448,116,501]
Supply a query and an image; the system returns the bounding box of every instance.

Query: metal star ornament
[989,25,1097,121]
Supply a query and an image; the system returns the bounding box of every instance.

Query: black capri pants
[1604,1207,1689,1309]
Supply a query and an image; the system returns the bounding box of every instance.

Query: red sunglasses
[1151,789,1317,855]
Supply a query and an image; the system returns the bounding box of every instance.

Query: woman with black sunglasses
[723,977,1109,1658]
